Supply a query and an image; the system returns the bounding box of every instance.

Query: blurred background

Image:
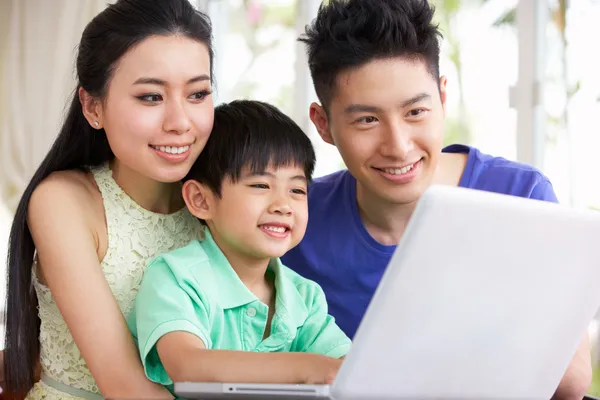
[1,0,599,393]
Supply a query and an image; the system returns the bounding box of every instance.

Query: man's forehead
[330,59,437,107]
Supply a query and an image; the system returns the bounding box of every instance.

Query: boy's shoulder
[277,262,327,307]
[145,239,215,288]
[148,239,209,269]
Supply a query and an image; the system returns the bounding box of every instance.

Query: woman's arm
[28,173,172,399]
[156,331,342,385]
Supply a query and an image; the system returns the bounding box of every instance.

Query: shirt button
[247,307,257,317]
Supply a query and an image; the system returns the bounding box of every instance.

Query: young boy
[128,100,350,393]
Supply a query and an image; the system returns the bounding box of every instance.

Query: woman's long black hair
[3,0,213,393]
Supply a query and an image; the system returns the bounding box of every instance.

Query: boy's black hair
[299,0,442,111]
[186,100,316,196]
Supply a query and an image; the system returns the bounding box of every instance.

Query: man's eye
[357,116,378,124]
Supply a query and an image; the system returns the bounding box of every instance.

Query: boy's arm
[135,258,341,385]
[156,332,341,384]
[292,282,351,358]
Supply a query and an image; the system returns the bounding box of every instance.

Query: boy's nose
[268,201,292,216]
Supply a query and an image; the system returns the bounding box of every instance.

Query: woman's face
[96,34,214,183]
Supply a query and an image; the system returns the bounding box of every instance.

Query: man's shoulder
[307,169,352,208]
[309,169,350,191]
[454,145,555,200]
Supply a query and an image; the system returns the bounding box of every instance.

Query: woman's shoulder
[29,169,103,223]
[36,169,98,200]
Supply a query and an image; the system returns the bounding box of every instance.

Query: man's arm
[530,179,594,400]
[552,335,592,400]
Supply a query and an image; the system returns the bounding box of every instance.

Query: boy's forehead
[240,163,307,178]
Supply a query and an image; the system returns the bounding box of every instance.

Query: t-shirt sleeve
[133,257,212,385]
[530,177,559,203]
[292,283,351,358]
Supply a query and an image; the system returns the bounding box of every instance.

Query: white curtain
[0,0,110,212]
[0,0,111,332]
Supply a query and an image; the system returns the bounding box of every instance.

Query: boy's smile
[202,164,309,270]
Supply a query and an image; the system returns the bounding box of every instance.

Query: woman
[3,0,214,398]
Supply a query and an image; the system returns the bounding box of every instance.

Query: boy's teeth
[263,225,286,233]
[153,145,190,154]
[383,163,414,175]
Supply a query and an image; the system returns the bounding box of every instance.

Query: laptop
[175,185,600,399]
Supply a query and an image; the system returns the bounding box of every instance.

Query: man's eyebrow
[343,93,431,114]
[400,93,431,108]
[344,104,384,114]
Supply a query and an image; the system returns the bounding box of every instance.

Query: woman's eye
[137,94,162,103]
[190,90,212,101]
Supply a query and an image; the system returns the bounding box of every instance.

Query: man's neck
[354,152,469,246]
[356,183,417,246]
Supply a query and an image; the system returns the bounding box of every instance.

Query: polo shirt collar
[270,258,308,329]
[201,229,258,309]
[201,228,309,327]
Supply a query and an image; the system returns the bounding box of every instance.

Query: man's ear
[309,102,335,145]
[79,87,104,130]
[182,180,215,221]
[439,75,448,116]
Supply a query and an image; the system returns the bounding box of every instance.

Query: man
[281,0,592,399]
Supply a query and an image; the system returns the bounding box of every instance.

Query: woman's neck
[109,160,185,214]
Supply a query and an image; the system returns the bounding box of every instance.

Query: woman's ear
[182,180,215,221]
[79,87,104,130]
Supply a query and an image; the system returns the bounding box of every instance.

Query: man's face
[311,57,447,206]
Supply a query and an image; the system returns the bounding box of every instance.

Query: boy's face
[205,165,309,263]
[310,57,447,207]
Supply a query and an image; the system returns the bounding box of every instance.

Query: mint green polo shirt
[128,230,351,385]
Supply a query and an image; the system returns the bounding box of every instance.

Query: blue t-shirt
[281,145,558,338]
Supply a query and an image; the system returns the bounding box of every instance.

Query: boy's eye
[291,188,307,195]
[250,183,269,189]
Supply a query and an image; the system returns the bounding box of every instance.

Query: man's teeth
[152,145,190,154]
[383,163,415,175]
[262,225,286,233]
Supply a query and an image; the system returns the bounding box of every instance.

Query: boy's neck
[230,256,274,305]
[208,226,273,298]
